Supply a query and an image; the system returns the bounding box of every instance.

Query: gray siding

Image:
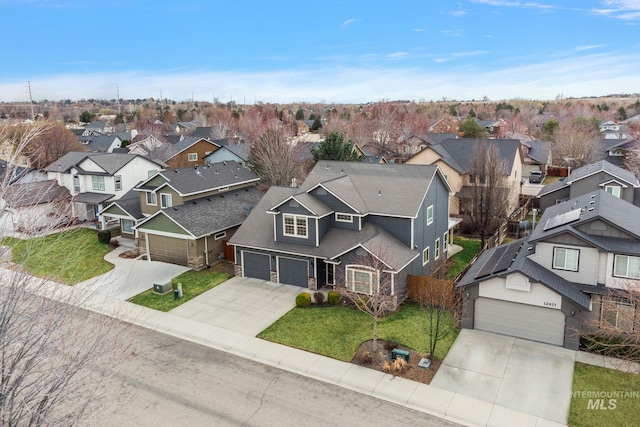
[367,215,412,247]
[539,187,570,213]
[317,215,332,242]
[310,187,357,214]
[577,219,635,239]
[274,212,318,247]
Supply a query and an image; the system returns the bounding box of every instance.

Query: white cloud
[341,18,356,28]
[575,44,606,51]
[441,29,465,37]
[413,28,426,32]
[387,52,409,59]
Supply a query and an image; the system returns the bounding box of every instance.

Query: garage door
[277,257,309,287]
[242,251,271,281]
[148,234,188,266]
[474,298,565,346]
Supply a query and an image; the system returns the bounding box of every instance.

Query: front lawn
[569,362,640,427]
[129,268,232,311]
[446,236,482,280]
[1,229,113,285]
[258,302,458,362]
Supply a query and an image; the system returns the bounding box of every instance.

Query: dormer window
[336,213,353,223]
[283,214,307,238]
[605,185,621,198]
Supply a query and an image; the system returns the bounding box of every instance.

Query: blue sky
[1,0,639,103]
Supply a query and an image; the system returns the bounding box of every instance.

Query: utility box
[391,348,410,362]
[153,282,172,295]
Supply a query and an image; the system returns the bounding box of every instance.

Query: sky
[0,0,639,104]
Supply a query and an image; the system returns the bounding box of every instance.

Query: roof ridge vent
[588,207,594,211]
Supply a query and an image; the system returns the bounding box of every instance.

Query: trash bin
[174,289,180,300]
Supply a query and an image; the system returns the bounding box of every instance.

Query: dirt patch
[352,339,442,384]
[119,249,141,259]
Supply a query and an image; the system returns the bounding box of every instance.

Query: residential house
[475,119,505,137]
[84,120,114,135]
[203,143,251,166]
[397,133,457,160]
[521,140,552,176]
[96,189,142,239]
[405,138,523,216]
[229,161,455,303]
[599,120,627,140]
[0,180,71,234]
[597,138,637,167]
[46,152,164,226]
[163,137,221,168]
[457,189,640,350]
[537,160,640,213]
[126,161,262,268]
[77,134,123,153]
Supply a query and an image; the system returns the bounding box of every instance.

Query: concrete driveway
[431,329,575,424]
[75,245,190,300]
[169,276,301,336]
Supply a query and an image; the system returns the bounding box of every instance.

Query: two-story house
[457,189,640,350]
[46,152,164,226]
[111,161,263,269]
[229,161,455,303]
[163,137,222,168]
[405,138,523,216]
[537,160,640,213]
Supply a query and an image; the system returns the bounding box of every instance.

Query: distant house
[457,189,640,350]
[596,138,637,167]
[84,120,114,135]
[229,161,454,302]
[537,160,640,213]
[475,119,505,137]
[203,143,251,166]
[521,140,552,176]
[46,152,164,226]
[78,134,123,153]
[405,138,523,215]
[163,137,221,168]
[121,161,262,268]
[397,133,457,159]
[599,120,626,139]
[0,180,71,233]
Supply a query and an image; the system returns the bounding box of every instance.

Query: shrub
[313,291,325,305]
[382,358,408,375]
[295,292,312,308]
[97,230,111,244]
[327,290,342,305]
[356,351,373,364]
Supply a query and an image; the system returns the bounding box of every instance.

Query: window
[283,214,307,238]
[115,175,122,191]
[614,254,640,279]
[326,263,335,285]
[336,213,353,223]
[146,192,157,206]
[92,175,105,191]
[346,266,378,294]
[427,205,434,225]
[122,219,134,234]
[214,231,226,240]
[422,246,430,265]
[552,247,579,271]
[601,297,636,331]
[443,232,448,251]
[160,193,172,208]
[605,185,621,198]
[73,176,80,193]
[435,238,441,259]
[147,169,157,178]
[469,174,476,184]
[188,153,198,161]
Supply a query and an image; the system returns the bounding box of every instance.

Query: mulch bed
[352,339,442,384]
[119,249,141,259]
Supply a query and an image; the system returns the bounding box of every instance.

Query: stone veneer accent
[308,277,317,291]
[270,270,278,282]
[234,264,243,277]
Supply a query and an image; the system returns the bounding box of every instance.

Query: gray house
[458,189,640,350]
[229,161,455,302]
[537,160,640,213]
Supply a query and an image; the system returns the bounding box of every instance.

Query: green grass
[569,362,640,427]
[1,229,113,285]
[129,269,232,311]
[258,302,459,362]
[542,175,561,185]
[446,236,482,280]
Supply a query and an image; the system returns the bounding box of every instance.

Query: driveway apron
[431,329,575,424]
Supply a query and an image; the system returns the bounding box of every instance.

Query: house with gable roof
[163,137,221,168]
[537,160,640,213]
[229,161,455,302]
[108,161,263,268]
[457,189,640,350]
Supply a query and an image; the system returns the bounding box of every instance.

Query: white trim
[435,237,441,259]
[326,262,335,285]
[146,192,157,206]
[315,218,319,247]
[305,183,362,214]
[187,152,198,162]
[604,185,621,198]
[270,195,319,216]
[335,213,353,223]
[598,179,629,189]
[423,246,430,265]
[427,205,434,225]
[411,218,414,251]
[114,175,122,191]
[345,264,379,295]
[160,193,173,208]
[276,255,310,284]
[283,214,308,238]
[567,169,639,187]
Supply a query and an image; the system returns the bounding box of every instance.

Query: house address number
[543,301,558,307]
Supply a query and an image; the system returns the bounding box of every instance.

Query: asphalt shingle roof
[46,152,161,175]
[429,138,520,175]
[3,180,70,208]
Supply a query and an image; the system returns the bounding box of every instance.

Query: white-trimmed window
[283,214,308,238]
[336,213,353,223]
[146,192,157,206]
[601,297,636,331]
[346,266,378,294]
[605,185,621,198]
[553,247,579,271]
[160,193,172,208]
[73,175,80,193]
[423,246,430,265]
[614,254,640,279]
[427,205,434,225]
[326,263,335,285]
[122,219,134,234]
[147,169,157,178]
[214,231,226,240]
[115,175,122,191]
[435,238,441,259]
[443,232,448,252]
[92,175,105,191]
[188,153,198,161]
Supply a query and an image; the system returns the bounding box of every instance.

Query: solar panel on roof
[492,242,521,274]
[561,208,582,225]
[475,246,508,279]
[543,209,582,231]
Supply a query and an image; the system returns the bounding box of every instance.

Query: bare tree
[247,123,300,187]
[0,123,132,425]
[24,122,86,169]
[552,117,600,167]
[460,142,510,247]
[335,246,397,351]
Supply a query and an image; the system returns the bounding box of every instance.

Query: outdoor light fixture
[465,292,470,299]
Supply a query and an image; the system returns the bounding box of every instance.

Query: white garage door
[474,298,565,346]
